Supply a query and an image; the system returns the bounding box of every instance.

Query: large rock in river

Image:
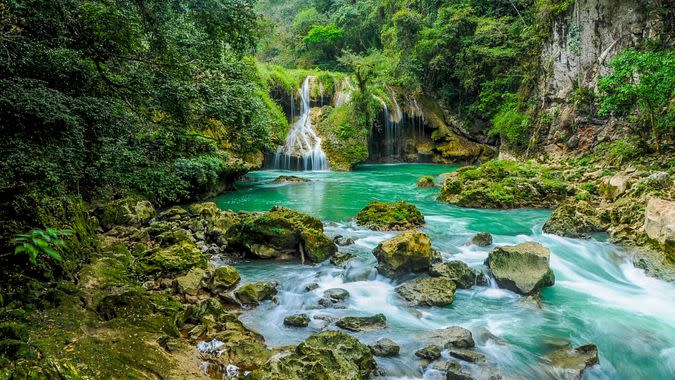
[485,242,555,295]
[429,261,478,289]
[336,314,387,332]
[372,230,440,278]
[355,201,425,231]
[546,344,599,379]
[250,331,376,380]
[226,206,336,263]
[395,277,456,306]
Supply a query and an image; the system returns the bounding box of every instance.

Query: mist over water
[211,164,675,379]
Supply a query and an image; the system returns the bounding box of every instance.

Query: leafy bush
[12,229,71,267]
[489,99,532,147]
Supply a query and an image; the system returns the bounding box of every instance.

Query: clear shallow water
[211,164,675,379]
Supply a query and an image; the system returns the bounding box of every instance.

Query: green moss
[355,201,425,231]
[136,241,207,275]
[317,104,369,171]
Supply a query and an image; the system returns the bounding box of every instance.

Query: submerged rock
[226,206,336,263]
[273,175,311,183]
[415,344,441,360]
[485,242,555,295]
[234,281,279,305]
[336,313,387,332]
[469,232,493,247]
[333,235,356,246]
[429,261,478,289]
[395,277,456,306]
[355,200,425,231]
[284,314,311,327]
[547,344,599,378]
[330,252,355,266]
[449,348,486,363]
[422,326,475,349]
[373,230,440,278]
[250,331,376,379]
[324,288,350,301]
[370,338,400,357]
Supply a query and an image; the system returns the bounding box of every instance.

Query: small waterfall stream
[272,77,329,171]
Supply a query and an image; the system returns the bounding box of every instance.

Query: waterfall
[272,77,329,171]
[375,96,403,161]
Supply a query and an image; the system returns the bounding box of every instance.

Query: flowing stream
[272,76,329,171]
[211,164,675,379]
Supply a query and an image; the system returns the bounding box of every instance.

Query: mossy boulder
[283,314,311,327]
[485,242,555,295]
[421,326,475,349]
[209,265,241,292]
[543,201,606,238]
[181,298,227,325]
[93,196,156,230]
[417,176,435,188]
[173,267,208,296]
[249,330,376,379]
[372,230,439,278]
[429,261,478,289]
[469,232,493,247]
[438,160,568,209]
[370,338,400,357]
[137,241,207,275]
[226,206,336,263]
[235,281,279,305]
[336,314,387,332]
[395,277,456,306]
[355,201,425,231]
[415,344,441,360]
[546,344,599,378]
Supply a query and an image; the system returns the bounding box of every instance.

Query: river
[210,164,675,379]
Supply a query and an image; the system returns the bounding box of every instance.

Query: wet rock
[395,277,456,306]
[485,242,555,295]
[429,261,478,289]
[336,313,387,332]
[137,241,207,274]
[547,344,599,378]
[449,348,486,363]
[373,230,440,278]
[417,176,435,188]
[446,366,475,380]
[543,201,605,239]
[333,235,356,246]
[370,338,400,357]
[312,314,338,323]
[324,288,350,301]
[422,326,475,349]
[318,297,335,308]
[273,175,311,183]
[249,331,376,379]
[330,252,355,266]
[469,232,493,247]
[305,282,319,291]
[355,200,425,231]
[644,198,675,259]
[415,344,441,360]
[209,265,240,293]
[234,281,279,305]
[226,206,336,263]
[283,314,311,327]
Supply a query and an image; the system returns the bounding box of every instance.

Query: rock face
[421,326,475,349]
[234,281,278,305]
[355,201,425,231]
[372,230,439,278]
[547,344,599,378]
[370,338,400,357]
[395,277,456,306]
[485,242,555,295]
[250,331,376,380]
[336,314,387,332]
[644,198,675,259]
[469,232,493,247]
[226,206,336,263]
[544,201,606,239]
[429,261,478,289]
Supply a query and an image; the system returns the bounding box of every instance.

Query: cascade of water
[272,77,329,171]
